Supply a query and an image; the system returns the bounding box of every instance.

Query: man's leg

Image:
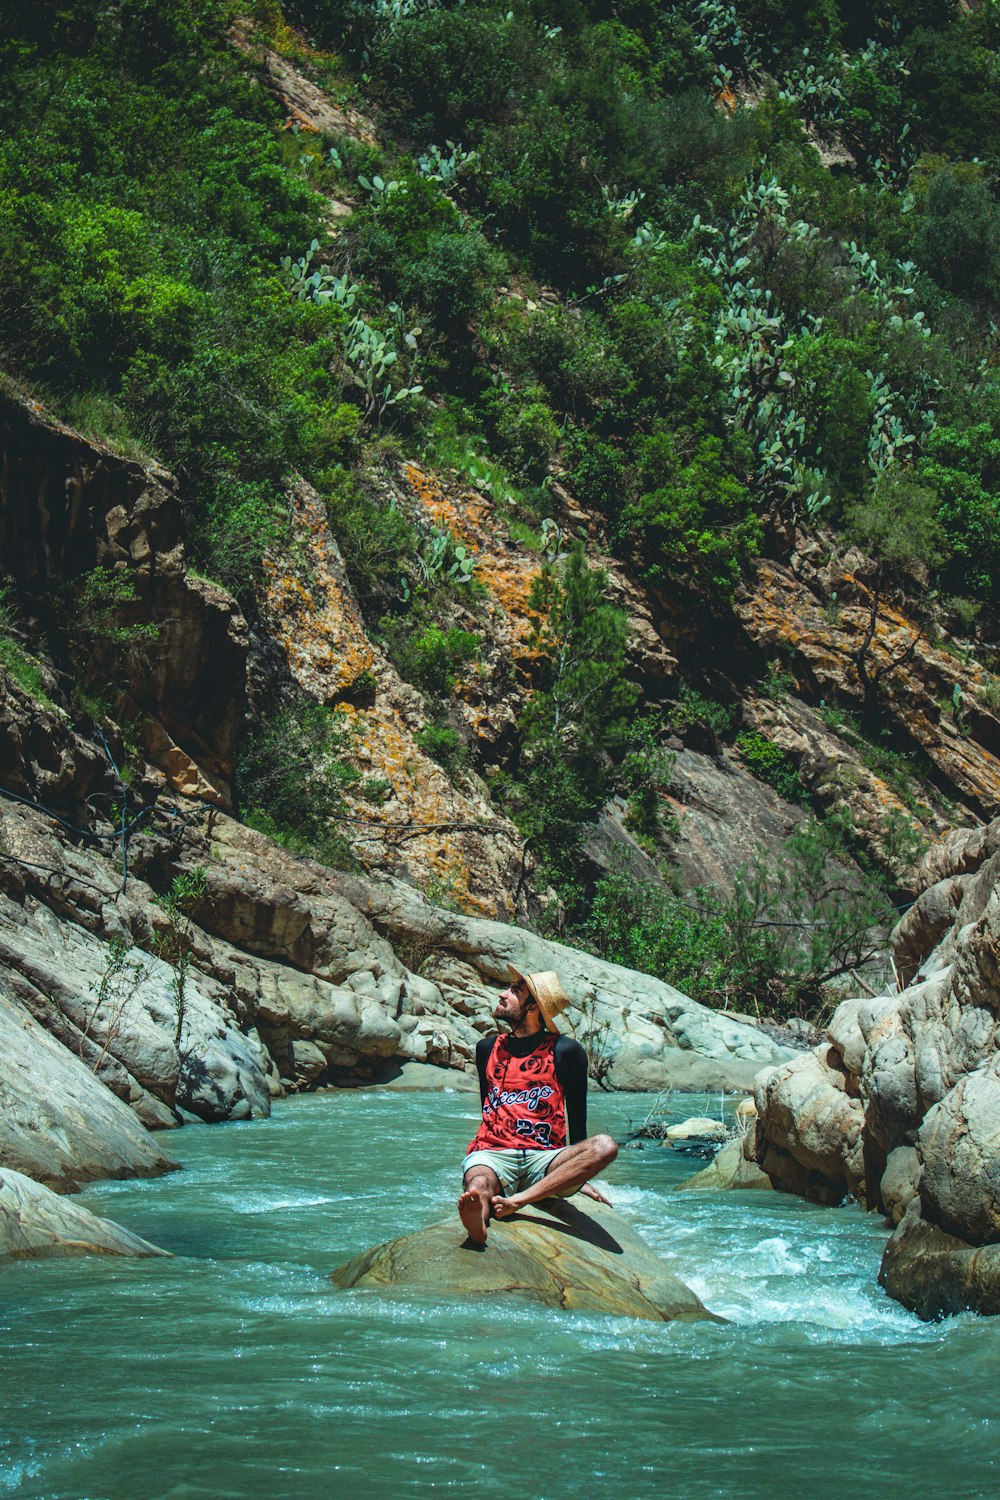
[458,1166,502,1244]
[491,1135,618,1218]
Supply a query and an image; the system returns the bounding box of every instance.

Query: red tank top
[467,1034,566,1152]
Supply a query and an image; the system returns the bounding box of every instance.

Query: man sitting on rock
[457,967,618,1244]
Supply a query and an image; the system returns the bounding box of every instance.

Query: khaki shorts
[463,1146,576,1197]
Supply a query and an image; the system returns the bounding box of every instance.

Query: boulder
[750,813,1000,1316]
[0,389,247,800]
[0,883,273,1126]
[370,1060,477,1091]
[332,1197,720,1324]
[734,557,1000,850]
[754,1047,865,1205]
[918,1058,1000,1244]
[0,1168,168,1260]
[675,1135,773,1192]
[0,992,176,1191]
[879,1202,1000,1320]
[880,1144,921,1227]
[663,1117,728,1142]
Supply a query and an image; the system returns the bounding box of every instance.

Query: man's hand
[580,1181,611,1206]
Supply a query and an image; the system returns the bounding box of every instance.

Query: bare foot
[458,1190,489,1244]
[490,1194,523,1220]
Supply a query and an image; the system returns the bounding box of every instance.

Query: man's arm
[475,1036,496,1107]
[553,1035,588,1144]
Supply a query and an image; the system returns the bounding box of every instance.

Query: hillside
[3,0,1000,1029]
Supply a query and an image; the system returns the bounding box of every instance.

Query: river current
[1,1089,994,1499]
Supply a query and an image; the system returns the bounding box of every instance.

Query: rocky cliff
[1,386,802,1233]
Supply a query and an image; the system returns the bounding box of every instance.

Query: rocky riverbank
[749,816,1000,1318]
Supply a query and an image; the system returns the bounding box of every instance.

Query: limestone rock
[259,475,539,921]
[230,24,377,143]
[879,1202,1000,1320]
[0,992,176,1191]
[918,1058,1000,1244]
[663,1117,728,1142]
[754,1047,865,1204]
[665,747,807,895]
[370,1060,477,1091]
[332,1197,720,1323]
[0,390,247,801]
[675,1135,773,1192]
[0,878,273,1127]
[329,865,795,1092]
[750,811,1000,1315]
[735,557,1000,828]
[880,1145,921,1227]
[0,1168,168,1260]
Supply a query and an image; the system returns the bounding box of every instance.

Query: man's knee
[590,1134,617,1170]
[463,1170,496,1197]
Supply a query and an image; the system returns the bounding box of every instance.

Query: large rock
[751,813,1000,1316]
[918,1058,1000,1244]
[735,556,1000,833]
[332,1197,720,1323]
[0,1168,167,1260]
[675,1135,773,1192]
[0,390,247,802]
[0,991,176,1191]
[0,864,273,1127]
[753,1046,866,1205]
[879,1202,1000,1320]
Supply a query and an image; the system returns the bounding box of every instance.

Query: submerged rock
[331,1197,720,1324]
[0,1168,168,1261]
[675,1136,773,1192]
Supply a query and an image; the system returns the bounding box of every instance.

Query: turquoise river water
[1,1089,995,1500]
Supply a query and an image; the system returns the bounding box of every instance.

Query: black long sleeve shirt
[475,1031,588,1145]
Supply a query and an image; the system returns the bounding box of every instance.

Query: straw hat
[509,965,571,1033]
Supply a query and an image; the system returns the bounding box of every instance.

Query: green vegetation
[0,582,53,705]
[583,819,893,1015]
[669,685,737,740]
[414,723,468,778]
[735,730,806,803]
[5,0,998,630]
[234,699,361,868]
[499,545,639,907]
[384,624,481,698]
[3,0,998,1010]
[152,867,207,1049]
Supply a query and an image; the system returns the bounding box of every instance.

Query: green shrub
[414,723,468,777]
[622,434,761,592]
[390,625,480,698]
[583,818,892,1015]
[355,170,502,328]
[916,164,1000,301]
[235,699,359,869]
[494,399,560,485]
[0,634,51,704]
[323,466,417,619]
[503,545,638,903]
[736,731,806,803]
[669,686,736,740]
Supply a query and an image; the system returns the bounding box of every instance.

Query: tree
[510,545,638,902]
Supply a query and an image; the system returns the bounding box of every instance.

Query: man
[457,966,618,1244]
